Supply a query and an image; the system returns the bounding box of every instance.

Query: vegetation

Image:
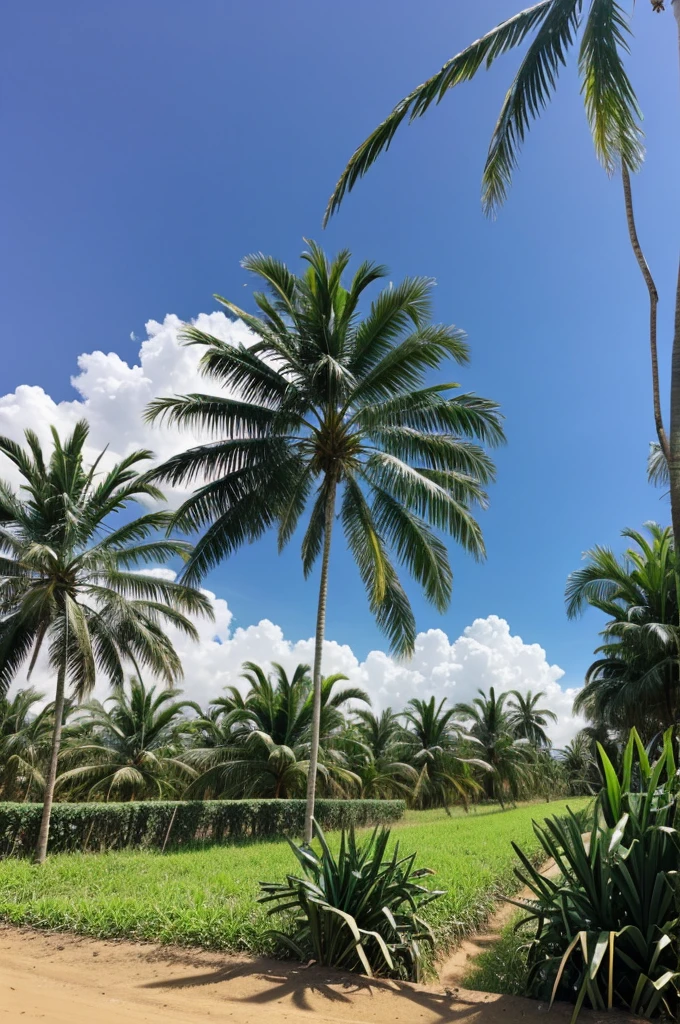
[0,423,212,862]
[0,798,405,859]
[512,729,679,1020]
[0,798,589,955]
[259,821,443,981]
[145,242,504,839]
[566,522,679,742]
[0,665,581,816]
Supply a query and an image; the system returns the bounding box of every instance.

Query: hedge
[0,798,405,858]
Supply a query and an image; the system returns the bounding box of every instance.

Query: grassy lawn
[0,798,589,957]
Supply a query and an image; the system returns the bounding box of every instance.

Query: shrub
[0,798,405,858]
[512,728,679,1020]
[258,821,444,981]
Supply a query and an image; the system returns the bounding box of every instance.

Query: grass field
[0,798,589,958]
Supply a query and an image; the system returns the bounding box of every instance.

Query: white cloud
[1,315,584,747]
[0,312,254,502]
[15,594,584,747]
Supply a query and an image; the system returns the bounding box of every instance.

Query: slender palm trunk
[303,476,337,845]
[34,664,66,865]
[670,4,680,555]
[621,163,669,460]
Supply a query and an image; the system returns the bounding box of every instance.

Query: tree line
[0,668,595,807]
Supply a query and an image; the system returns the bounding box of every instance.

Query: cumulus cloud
[16,591,584,748]
[1,315,584,747]
[0,312,253,501]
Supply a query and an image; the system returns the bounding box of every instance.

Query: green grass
[0,798,589,958]
[462,917,533,995]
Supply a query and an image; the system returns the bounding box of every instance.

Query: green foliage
[0,798,405,858]
[454,687,533,805]
[0,799,590,954]
[259,822,444,981]
[325,0,644,219]
[146,244,503,657]
[511,729,679,1020]
[567,522,680,741]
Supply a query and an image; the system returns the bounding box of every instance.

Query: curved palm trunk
[670,4,680,560]
[621,163,669,461]
[303,476,337,845]
[34,664,66,865]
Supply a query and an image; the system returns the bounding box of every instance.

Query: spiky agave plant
[258,820,445,981]
[509,727,679,1020]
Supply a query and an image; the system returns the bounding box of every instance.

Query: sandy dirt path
[0,925,636,1024]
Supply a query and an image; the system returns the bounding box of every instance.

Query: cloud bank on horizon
[0,314,585,746]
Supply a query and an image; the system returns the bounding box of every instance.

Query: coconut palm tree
[566,522,679,740]
[184,661,367,800]
[57,676,200,800]
[325,1,680,553]
[400,696,485,808]
[0,688,59,801]
[146,242,503,840]
[344,708,418,799]
[557,732,599,795]
[0,422,213,862]
[454,687,531,807]
[507,689,557,747]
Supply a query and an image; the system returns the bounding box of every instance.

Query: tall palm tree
[566,522,679,740]
[454,687,531,807]
[57,676,200,800]
[325,1,680,554]
[0,422,212,862]
[146,242,503,840]
[0,688,58,801]
[400,696,485,808]
[184,661,367,800]
[507,689,557,747]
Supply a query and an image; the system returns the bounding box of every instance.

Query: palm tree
[557,732,599,795]
[146,242,503,840]
[566,522,679,740]
[454,687,531,807]
[57,677,200,800]
[0,422,213,862]
[184,661,367,800]
[400,696,484,809]
[325,1,680,554]
[0,688,58,801]
[345,708,418,799]
[507,689,557,747]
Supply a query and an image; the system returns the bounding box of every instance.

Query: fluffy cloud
[1,315,584,747]
[0,312,253,500]
[15,588,584,747]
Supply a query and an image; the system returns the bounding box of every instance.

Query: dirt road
[0,925,635,1024]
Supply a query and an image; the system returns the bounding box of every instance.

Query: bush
[259,821,444,982]
[0,798,405,858]
[512,728,679,1020]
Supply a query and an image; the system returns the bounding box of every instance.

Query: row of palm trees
[1,668,590,807]
[0,243,506,854]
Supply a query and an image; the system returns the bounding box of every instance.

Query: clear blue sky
[1,1,678,688]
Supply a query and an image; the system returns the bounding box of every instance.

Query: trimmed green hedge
[0,799,405,858]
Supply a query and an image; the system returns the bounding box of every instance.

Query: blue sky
[2,0,679,694]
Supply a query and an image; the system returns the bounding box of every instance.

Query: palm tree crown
[0,422,212,860]
[148,242,503,655]
[507,689,558,747]
[58,677,200,801]
[325,0,645,220]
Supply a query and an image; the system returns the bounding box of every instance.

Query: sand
[0,924,637,1024]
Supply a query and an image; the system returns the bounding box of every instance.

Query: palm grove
[0,245,676,862]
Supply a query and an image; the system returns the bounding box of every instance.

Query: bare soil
[1,923,636,1024]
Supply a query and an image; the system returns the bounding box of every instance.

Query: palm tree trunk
[621,162,669,460]
[669,261,680,556]
[303,476,337,845]
[34,664,66,865]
